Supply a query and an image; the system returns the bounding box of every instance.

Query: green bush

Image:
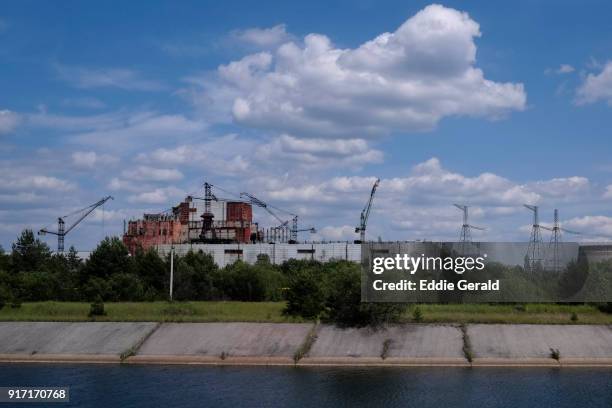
[598,303,612,314]
[15,271,59,301]
[82,277,112,302]
[283,264,327,319]
[89,296,106,317]
[412,306,423,322]
[107,273,145,301]
[282,260,406,327]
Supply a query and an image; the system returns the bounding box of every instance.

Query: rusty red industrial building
[123,196,256,254]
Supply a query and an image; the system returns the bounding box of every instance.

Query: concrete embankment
[468,324,612,367]
[132,323,312,365]
[1,322,611,367]
[0,322,158,363]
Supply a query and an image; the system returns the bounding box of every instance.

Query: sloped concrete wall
[1,322,611,366]
[468,324,612,366]
[133,323,314,364]
[302,324,466,365]
[0,322,157,362]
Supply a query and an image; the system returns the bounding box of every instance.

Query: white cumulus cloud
[0,110,20,134]
[122,166,184,182]
[201,4,526,139]
[55,65,165,91]
[229,24,292,48]
[72,151,117,168]
[576,61,612,105]
[127,187,185,205]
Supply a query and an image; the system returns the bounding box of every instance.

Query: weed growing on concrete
[294,323,318,363]
[550,348,560,361]
[381,339,393,360]
[120,323,160,362]
[460,324,473,363]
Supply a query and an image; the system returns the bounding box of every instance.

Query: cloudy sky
[1,0,612,251]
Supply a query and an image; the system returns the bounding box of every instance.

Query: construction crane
[39,196,114,253]
[240,192,313,243]
[355,178,380,243]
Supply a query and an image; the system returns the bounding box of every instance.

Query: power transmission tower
[524,204,543,272]
[453,204,485,255]
[541,209,581,272]
[199,182,218,241]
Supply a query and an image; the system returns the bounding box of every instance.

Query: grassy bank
[410,304,612,324]
[0,301,303,323]
[0,302,610,324]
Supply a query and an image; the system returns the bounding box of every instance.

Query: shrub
[597,303,612,314]
[107,273,145,301]
[283,265,327,319]
[381,339,393,360]
[325,262,405,327]
[15,271,60,301]
[82,277,112,302]
[412,306,423,322]
[89,296,106,317]
[223,261,269,301]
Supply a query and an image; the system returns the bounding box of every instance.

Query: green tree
[133,248,167,299]
[15,271,59,301]
[65,246,82,272]
[107,273,145,301]
[11,229,51,273]
[324,261,406,327]
[82,237,132,280]
[221,261,267,301]
[0,270,14,307]
[559,257,590,299]
[0,245,9,272]
[172,258,197,301]
[181,250,219,300]
[283,264,327,319]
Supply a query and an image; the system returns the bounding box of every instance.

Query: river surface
[0,364,611,407]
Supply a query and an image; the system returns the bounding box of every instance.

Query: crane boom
[240,192,287,227]
[239,192,311,243]
[39,196,114,253]
[355,178,380,243]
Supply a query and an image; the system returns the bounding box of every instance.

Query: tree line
[0,230,405,326]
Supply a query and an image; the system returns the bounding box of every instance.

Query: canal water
[1,364,611,407]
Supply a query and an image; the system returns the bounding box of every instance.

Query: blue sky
[1,1,612,251]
